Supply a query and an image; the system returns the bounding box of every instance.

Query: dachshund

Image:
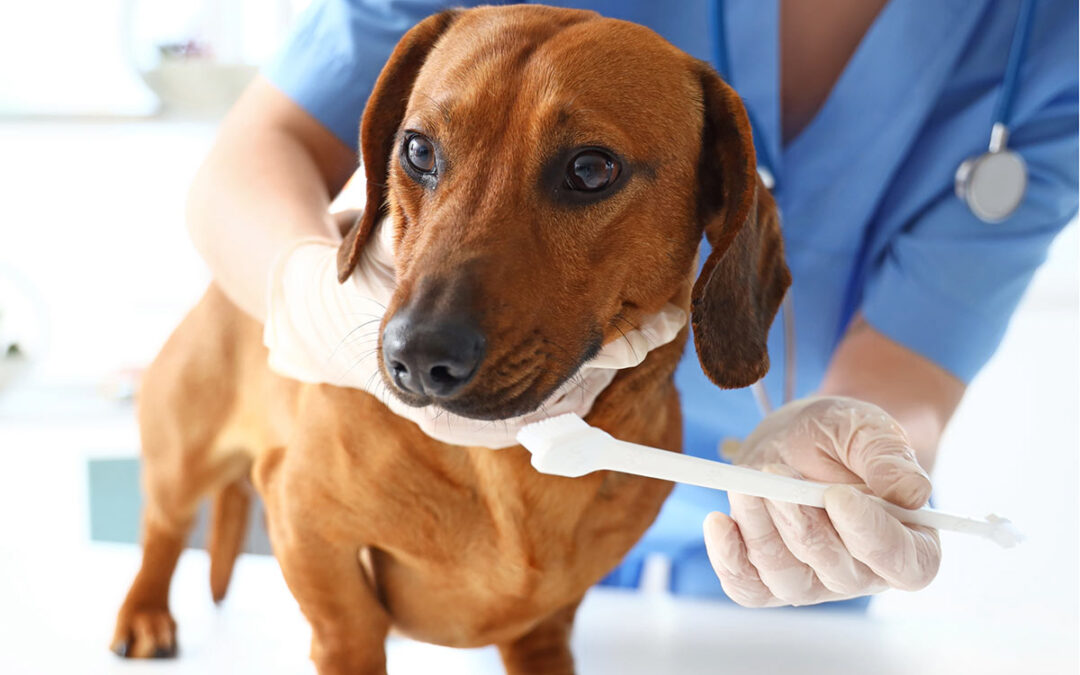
[112,5,789,674]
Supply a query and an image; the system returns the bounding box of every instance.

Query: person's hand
[703,396,941,607]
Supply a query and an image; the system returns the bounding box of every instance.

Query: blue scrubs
[264,0,1079,602]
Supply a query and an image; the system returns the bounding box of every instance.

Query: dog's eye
[405,134,437,174]
[565,150,620,191]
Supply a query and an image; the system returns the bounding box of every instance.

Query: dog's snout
[383,313,486,399]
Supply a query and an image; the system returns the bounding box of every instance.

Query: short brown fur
[112,6,789,673]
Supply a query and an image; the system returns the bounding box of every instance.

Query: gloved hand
[262,217,687,448]
[703,396,941,606]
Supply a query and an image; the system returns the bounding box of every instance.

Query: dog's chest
[363,446,670,647]
[303,378,683,648]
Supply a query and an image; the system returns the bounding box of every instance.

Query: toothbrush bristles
[517,414,591,453]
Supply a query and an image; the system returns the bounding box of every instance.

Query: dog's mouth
[430,382,554,420]
[382,370,561,420]
[381,331,603,421]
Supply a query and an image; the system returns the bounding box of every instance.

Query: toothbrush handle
[605,437,829,504]
[871,500,1005,541]
[603,438,999,540]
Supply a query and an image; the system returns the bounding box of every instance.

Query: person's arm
[704,4,1076,607]
[819,316,965,473]
[186,76,357,321]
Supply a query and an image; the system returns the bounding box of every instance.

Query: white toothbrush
[517,414,1023,548]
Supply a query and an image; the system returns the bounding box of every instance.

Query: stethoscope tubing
[995,0,1036,130]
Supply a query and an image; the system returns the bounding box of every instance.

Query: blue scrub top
[264,0,1079,601]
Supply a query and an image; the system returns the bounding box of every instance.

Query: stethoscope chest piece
[953,0,1037,225]
[955,146,1027,223]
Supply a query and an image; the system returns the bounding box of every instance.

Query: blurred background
[0,1,1076,674]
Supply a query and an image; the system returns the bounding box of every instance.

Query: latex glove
[262,218,687,448]
[703,396,941,607]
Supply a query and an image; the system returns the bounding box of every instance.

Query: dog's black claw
[153,645,175,659]
[112,641,129,658]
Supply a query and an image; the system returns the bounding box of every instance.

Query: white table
[0,541,1072,675]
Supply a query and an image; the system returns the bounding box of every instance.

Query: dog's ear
[690,65,791,389]
[337,10,459,282]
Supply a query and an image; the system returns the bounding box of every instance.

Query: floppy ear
[337,10,459,282]
[690,65,791,389]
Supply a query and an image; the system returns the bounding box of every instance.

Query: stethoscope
[711,0,1037,415]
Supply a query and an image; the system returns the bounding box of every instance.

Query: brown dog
[112,6,789,674]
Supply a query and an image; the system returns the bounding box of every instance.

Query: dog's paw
[111,606,178,659]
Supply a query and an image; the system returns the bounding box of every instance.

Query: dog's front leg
[281,541,390,675]
[497,598,581,675]
[257,446,390,675]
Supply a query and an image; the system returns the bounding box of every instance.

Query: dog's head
[337,7,790,420]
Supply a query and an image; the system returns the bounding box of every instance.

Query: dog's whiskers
[363,366,385,394]
[538,336,592,398]
[329,318,384,363]
[609,314,639,362]
[336,347,382,385]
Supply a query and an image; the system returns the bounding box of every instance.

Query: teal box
[87,458,142,544]
[87,457,272,554]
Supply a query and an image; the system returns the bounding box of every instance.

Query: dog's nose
[382,313,486,399]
